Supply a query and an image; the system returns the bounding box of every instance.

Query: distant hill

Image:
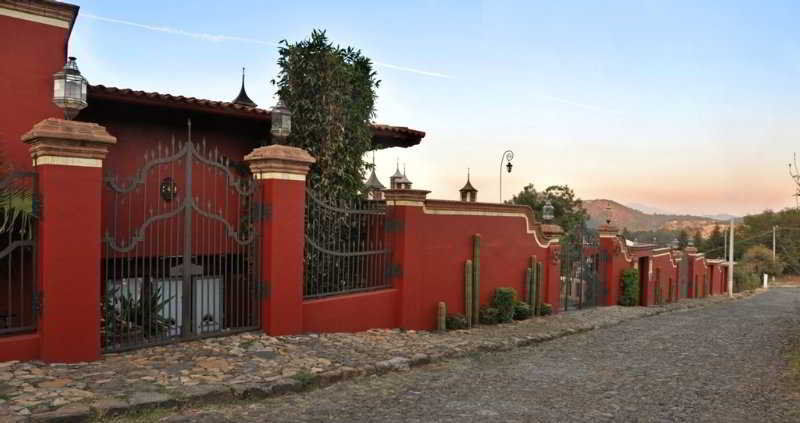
[704,213,740,222]
[584,199,722,236]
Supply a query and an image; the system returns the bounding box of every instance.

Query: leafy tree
[677,230,689,249]
[733,208,800,274]
[702,224,725,259]
[508,183,588,234]
[273,29,379,199]
[622,227,633,240]
[692,230,703,249]
[741,245,784,277]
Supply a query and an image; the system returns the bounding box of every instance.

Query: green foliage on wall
[512,302,533,320]
[478,306,500,325]
[619,268,640,306]
[491,287,517,323]
[445,313,469,330]
[273,29,379,200]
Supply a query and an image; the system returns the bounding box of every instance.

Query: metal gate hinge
[385,218,404,233]
[253,203,271,221]
[32,291,43,315]
[385,264,403,278]
[32,195,42,218]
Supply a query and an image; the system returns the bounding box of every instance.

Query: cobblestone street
[111,288,800,423]
[0,292,753,421]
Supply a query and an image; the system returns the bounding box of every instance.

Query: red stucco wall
[409,206,553,330]
[0,15,67,170]
[303,290,399,333]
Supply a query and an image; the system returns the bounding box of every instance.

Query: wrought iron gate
[304,190,391,299]
[560,226,607,311]
[0,172,39,336]
[102,130,261,353]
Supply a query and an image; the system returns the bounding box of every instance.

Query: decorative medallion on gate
[101,122,262,353]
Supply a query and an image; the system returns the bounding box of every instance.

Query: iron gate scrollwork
[102,129,261,353]
[560,225,607,311]
[304,190,391,299]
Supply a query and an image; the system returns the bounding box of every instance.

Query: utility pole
[772,225,777,284]
[723,229,727,260]
[772,225,777,262]
[727,219,734,297]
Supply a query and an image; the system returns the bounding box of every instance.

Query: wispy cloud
[82,13,278,46]
[80,13,454,79]
[535,93,624,115]
[374,62,454,79]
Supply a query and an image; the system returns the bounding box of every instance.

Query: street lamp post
[499,150,514,202]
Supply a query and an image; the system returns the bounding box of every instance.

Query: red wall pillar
[545,243,561,313]
[383,189,430,330]
[598,225,621,306]
[22,118,116,363]
[244,145,314,336]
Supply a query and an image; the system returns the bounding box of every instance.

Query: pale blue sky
[67,0,800,216]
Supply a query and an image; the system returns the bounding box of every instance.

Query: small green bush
[513,301,532,320]
[478,306,500,325]
[733,267,760,292]
[619,268,640,306]
[445,313,469,330]
[539,303,552,316]
[491,287,517,323]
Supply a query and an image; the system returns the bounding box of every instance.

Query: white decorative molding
[0,7,70,28]
[33,156,102,168]
[389,200,424,207]
[252,172,306,181]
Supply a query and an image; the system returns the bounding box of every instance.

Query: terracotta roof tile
[88,85,425,147]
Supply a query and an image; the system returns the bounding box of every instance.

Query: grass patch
[239,338,257,349]
[290,370,317,387]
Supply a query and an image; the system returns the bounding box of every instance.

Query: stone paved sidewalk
[0,291,760,422]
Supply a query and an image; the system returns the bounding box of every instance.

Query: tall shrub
[619,268,640,306]
[273,29,379,200]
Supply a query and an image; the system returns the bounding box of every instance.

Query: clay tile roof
[87,85,425,148]
[371,124,425,139]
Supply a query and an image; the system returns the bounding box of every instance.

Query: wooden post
[472,234,481,325]
[437,301,446,332]
[465,260,473,328]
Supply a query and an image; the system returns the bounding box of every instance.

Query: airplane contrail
[81,13,454,79]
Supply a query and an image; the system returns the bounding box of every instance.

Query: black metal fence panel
[0,171,39,336]
[304,189,391,299]
[102,131,261,353]
[560,226,607,311]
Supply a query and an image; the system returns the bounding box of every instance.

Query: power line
[699,229,774,255]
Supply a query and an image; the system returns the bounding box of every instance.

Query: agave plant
[103,281,175,342]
